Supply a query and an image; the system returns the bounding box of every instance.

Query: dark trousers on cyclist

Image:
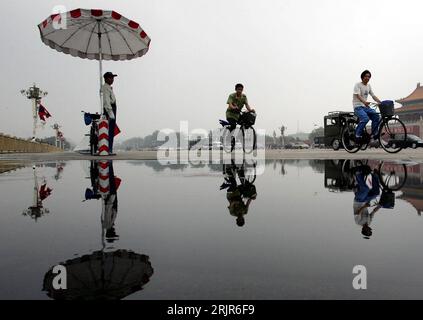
[354,106,380,139]
[104,103,117,153]
[227,118,237,132]
[226,117,238,150]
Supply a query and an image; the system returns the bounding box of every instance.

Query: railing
[0,133,63,153]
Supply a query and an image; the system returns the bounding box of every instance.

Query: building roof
[397,83,423,104]
[395,104,423,113]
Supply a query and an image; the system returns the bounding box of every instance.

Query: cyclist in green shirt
[226,83,255,132]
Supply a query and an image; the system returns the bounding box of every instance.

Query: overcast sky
[1,0,423,143]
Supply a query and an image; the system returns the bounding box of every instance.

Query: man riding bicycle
[226,84,255,147]
[353,70,382,143]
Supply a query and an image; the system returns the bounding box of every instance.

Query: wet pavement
[1,159,423,300]
[1,148,423,162]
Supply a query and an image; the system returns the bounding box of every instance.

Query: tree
[309,126,324,142]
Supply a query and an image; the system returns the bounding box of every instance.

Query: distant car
[285,142,309,149]
[295,143,310,149]
[386,134,423,149]
[313,136,326,149]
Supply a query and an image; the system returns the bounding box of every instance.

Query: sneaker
[355,136,363,144]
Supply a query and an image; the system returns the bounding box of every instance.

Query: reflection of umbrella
[43,250,153,300]
[38,8,151,111]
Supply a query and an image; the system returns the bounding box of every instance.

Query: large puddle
[0,159,422,300]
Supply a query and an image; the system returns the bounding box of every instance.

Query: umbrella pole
[98,24,103,114]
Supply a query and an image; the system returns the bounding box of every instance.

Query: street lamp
[22,166,50,221]
[51,123,62,148]
[20,83,48,140]
[279,125,287,148]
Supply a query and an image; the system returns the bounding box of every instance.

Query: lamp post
[20,84,48,140]
[279,125,286,148]
[22,166,50,221]
[51,123,62,148]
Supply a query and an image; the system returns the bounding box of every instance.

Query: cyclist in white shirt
[353,70,382,142]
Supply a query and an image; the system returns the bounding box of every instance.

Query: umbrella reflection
[43,160,154,300]
[220,160,258,227]
[43,249,153,300]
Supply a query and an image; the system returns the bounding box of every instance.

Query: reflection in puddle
[325,160,408,239]
[42,161,154,300]
[221,160,257,227]
[1,159,423,299]
[43,249,153,300]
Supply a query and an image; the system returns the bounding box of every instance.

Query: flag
[38,104,52,122]
[39,184,53,201]
[114,124,121,137]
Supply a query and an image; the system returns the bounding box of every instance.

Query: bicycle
[82,111,101,156]
[340,101,407,154]
[219,111,257,153]
[341,159,407,191]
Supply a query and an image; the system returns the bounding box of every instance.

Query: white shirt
[352,82,375,108]
[102,83,116,118]
[353,201,374,226]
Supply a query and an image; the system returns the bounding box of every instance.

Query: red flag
[114,124,121,137]
[38,104,52,122]
[39,184,53,201]
[114,177,122,190]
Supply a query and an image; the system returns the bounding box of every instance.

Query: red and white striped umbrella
[38,8,151,110]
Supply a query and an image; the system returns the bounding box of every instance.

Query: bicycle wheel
[377,162,407,191]
[90,125,97,155]
[221,127,234,153]
[244,161,257,184]
[242,127,257,153]
[341,123,361,153]
[378,118,407,154]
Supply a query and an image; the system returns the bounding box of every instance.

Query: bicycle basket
[239,112,256,128]
[240,183,257,199]
[84,113,93,126]
[379,190,395,209]
[379,100,394,117]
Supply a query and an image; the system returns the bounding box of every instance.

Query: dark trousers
[226,118,238,132]
[104,103,117,153]
[226,118,238,149]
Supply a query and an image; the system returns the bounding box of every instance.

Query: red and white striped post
[98,116,109,156]
[98,161,110,197]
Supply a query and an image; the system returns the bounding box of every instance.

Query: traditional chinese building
[395,83,423,137]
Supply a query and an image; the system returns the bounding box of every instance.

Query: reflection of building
[397,164,423,216]
[396,83,423,137]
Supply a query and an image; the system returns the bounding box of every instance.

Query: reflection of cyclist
[353,70,382,142]
[221,162,257,227]
[352,165,381,238]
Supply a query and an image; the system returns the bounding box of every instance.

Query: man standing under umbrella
[102,72,118,155]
